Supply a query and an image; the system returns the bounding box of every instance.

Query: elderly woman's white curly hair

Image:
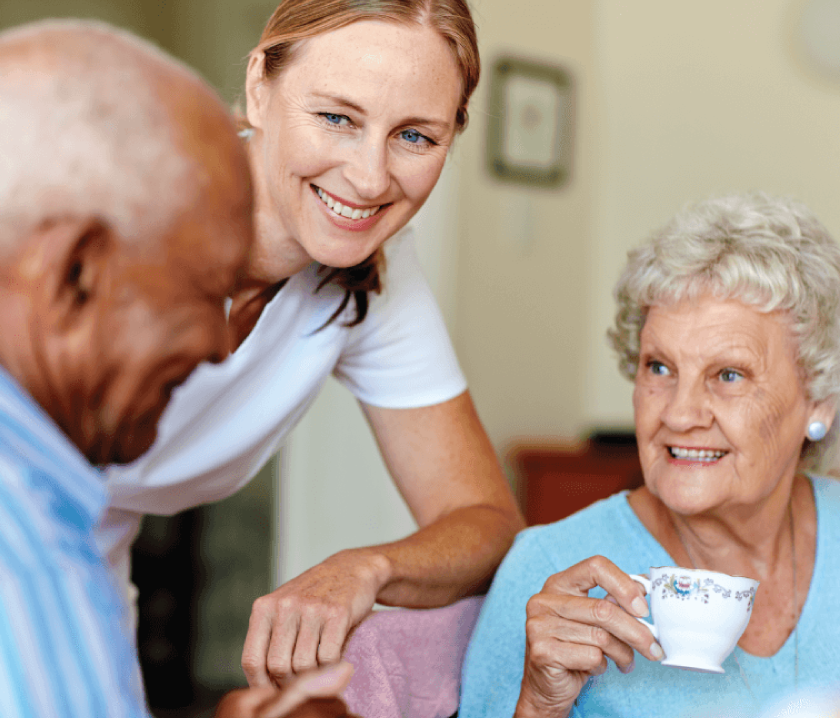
[609,191,840,469]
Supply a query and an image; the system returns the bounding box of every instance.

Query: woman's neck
[630,475,816,657]
[628,475,813,581]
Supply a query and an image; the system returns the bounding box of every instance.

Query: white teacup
[629,566,759,673]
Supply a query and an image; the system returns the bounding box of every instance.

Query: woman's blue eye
[400,129,427,144]
[649,361,670,376]
[323,113,348,125]
[720,369,743,383]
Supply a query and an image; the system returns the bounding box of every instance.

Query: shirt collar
[0,365,108,530]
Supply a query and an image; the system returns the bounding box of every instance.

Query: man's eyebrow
[311,92,453,132]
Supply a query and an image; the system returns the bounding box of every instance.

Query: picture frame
[486,56,573,188]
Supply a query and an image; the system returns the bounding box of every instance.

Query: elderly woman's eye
[648,361,670,376]
[720,369,743,383]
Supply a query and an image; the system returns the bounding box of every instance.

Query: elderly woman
[459,193,840,717]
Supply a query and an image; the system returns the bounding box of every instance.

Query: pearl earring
[807,421,828,442]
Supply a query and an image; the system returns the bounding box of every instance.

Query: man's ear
[27,217,114,330]
[245,51,268,130]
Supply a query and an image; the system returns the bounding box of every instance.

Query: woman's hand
[241,549,389,686]
[216,662,357,718]
[514,556,663,718]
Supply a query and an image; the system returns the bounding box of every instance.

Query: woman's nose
[343,136,390,200]
[662,378,712,431]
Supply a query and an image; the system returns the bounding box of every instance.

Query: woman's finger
[242,608,275,687]
[265,609,302,684]
[543,556,650,618]
[532,576,663,662]
[291,610,324,674]
[527,612,637,672]
[317,612,351,667]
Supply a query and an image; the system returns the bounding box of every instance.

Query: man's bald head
[0,19,248,254]
[0,20,253,464]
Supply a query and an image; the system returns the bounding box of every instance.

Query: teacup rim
[649,565,759,584]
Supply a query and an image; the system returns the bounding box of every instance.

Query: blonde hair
[250,0,479,132]
[609,192,840,469]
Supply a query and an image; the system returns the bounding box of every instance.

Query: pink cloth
[342,597,484,718]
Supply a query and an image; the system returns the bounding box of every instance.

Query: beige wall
[455,0,598,458]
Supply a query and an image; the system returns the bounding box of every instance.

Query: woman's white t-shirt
[97,226,467,596]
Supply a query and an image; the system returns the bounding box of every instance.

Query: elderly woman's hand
[242,549,387,686]
[514,556,664,718]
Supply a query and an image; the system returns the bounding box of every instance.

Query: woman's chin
[648,480,723,517]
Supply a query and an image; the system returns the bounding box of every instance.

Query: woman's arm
[241,390,524,686]
[360,390,525,605]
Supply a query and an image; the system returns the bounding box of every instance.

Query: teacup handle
[628,574,659,641]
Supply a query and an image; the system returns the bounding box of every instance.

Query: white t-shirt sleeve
[333,227,467,408]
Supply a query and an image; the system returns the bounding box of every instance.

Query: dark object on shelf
[132,509,205,711]
[509,436,643,526]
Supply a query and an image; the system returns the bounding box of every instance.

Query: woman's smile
[667,446,728,463]
[312,184,390,231]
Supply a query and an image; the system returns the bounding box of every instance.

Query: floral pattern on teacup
[652,575,756,611]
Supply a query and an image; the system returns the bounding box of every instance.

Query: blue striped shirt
[0,367,149,717]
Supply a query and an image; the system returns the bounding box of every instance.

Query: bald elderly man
[0,19,353,718]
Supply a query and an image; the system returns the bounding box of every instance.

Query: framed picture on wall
[486,56,573,188]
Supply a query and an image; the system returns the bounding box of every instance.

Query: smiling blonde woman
[99,0,524,690]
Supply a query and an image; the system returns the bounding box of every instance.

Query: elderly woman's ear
[806,399,837,442]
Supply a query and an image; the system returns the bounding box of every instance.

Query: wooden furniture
[509,434,644,526]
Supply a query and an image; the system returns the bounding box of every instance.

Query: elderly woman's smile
[634,296,818,514]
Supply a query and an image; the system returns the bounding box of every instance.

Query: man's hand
[215,661,356,718]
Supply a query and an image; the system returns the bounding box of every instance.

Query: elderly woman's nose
[661,377,712,430]
[343,137,390,200]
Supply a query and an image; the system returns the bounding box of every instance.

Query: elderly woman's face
[633,296,829,515]
[246,20,461,271]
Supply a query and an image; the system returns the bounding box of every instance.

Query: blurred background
[2,0,839,715]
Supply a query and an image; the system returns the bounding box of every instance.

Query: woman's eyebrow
[311,92,452,132]
[312,92,366,115]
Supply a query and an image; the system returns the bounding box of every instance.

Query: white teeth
[669,447,726,461]
[314,186,380,220]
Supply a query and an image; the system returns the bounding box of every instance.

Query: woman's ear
[809,397,838,436]
[245,51,268,130]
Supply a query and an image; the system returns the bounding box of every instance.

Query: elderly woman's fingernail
[650,642,664,660]
[631,597,649,617]
[618,660,635,674]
